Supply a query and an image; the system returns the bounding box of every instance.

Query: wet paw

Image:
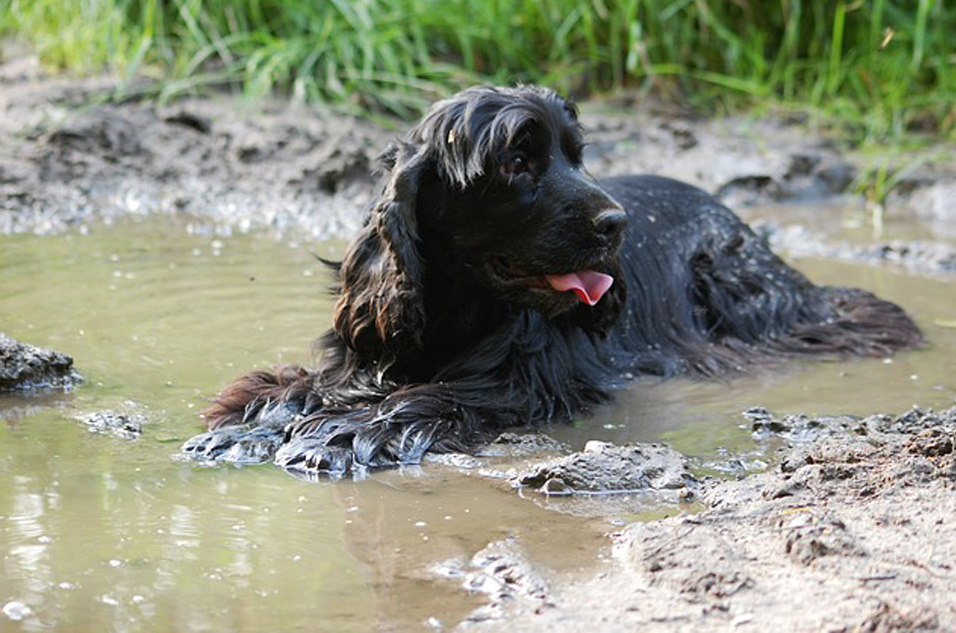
[178,401,298,465]
[179,425,287,465]
[179,426,251,461]
[274,437,356,479]
[219,426,286,464]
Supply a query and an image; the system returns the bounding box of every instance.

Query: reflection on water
[1,215,954,631]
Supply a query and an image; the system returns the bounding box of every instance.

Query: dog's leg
[179,366,315,464]
[272,382,497,478]
[201,366,314,429]
[269,323,615,478]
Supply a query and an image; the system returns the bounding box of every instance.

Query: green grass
[2,0,955,141]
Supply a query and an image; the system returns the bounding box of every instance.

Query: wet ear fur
[333,143,430,364]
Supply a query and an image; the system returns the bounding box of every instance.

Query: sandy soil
[3,49,956,632]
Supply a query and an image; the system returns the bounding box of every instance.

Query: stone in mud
[76,410,144,439]
[0,333,81,391]
[748,407,867,443]
[512,440,698,495]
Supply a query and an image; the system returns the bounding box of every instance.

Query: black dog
[181,85,922,477]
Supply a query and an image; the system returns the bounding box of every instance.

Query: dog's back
[598,175,922,376]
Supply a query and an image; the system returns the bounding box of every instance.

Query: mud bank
[3,52,955,253]
[460,405,956,632]
[0,55,390,237]
[762,223,956,277]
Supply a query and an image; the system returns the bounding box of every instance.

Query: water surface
[2,214,954,631]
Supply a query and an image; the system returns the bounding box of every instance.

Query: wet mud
[461,406,956,632]
[4,52,955,253]
[512,440,698,499]
[75,410,145,439]
[0,53,390,237]
[761,223,956,276]
[0,332,81,391]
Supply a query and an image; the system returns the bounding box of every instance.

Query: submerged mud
[75,410,145,439]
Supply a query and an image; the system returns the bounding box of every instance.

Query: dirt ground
[3,48,956,632]
[458,407,956,632]
[4,48,956,253]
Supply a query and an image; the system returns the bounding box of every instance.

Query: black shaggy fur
[180,85,923,478]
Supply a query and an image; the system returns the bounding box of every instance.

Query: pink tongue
[544,271,614,306]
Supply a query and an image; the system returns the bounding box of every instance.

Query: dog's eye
[503,153,530,177]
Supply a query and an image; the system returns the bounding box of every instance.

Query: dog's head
[335,86,628,363]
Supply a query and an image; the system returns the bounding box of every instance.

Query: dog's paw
[178,425,287,465]
[274,437,356,479]
[220,426,287,464]
[178,402,298,465]
[178,426,248,461]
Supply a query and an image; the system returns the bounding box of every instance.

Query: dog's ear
[573,261,627,337]
[333,143,431,364]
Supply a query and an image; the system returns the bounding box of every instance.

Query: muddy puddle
[2,213,955,632]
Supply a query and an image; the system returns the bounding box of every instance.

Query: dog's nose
[592,208,628,241]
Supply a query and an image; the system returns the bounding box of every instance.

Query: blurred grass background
[1,0,954,143]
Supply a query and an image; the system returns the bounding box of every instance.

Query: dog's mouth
[543,271,614,306]
[491,259,614,306]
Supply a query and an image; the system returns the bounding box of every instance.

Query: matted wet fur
[180,86,922,478]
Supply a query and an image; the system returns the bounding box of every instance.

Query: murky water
[2,213,955,632]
